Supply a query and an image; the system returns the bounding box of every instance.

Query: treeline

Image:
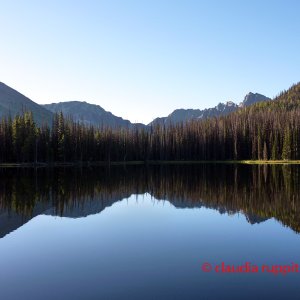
[0,83,300,163]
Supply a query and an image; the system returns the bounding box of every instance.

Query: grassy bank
[236,160,300,164]
[0,160,300,168]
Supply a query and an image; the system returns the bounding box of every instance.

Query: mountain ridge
[149,92,270,126]
[43,101,145,129]
[0,82,270,128]
[0,82,53,125]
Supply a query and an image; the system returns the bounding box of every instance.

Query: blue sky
[0,0,299,124]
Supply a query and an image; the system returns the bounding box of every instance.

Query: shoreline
[0,160,300,168]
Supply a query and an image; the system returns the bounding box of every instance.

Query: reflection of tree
[0,164,299,233]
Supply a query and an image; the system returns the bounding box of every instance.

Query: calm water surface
[0,165,299,299]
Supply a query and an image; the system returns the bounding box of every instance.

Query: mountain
[0,82,271,129]
[0,82,53,125]
[43,101,145,129]
[239,92,270,107]
[150,101,238,126]
[235,83,300,118]
[149,92,270,126]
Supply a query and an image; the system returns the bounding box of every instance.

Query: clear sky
[0,0,299,124]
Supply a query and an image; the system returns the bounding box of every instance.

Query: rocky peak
[240,92,270,107]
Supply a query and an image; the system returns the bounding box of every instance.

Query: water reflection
[0,164,299,238]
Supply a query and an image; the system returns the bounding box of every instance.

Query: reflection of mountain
[0,164,299,238]
[0,202,52,238]
[0,195,270,239]
[245,213,269,224]
[0,186,133,238]
[43,198,118,218]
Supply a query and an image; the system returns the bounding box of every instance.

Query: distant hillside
[43,101,145,129]
[0,82,53,125]
[149,92,270,126]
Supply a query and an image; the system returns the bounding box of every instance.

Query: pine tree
[282,127,291,160]
[263,141,268,160]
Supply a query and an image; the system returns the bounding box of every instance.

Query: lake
[0,164,299,299]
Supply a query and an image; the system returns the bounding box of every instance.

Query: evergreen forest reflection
[0,164,299,238]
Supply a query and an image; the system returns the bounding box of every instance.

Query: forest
[0,82,299,163]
